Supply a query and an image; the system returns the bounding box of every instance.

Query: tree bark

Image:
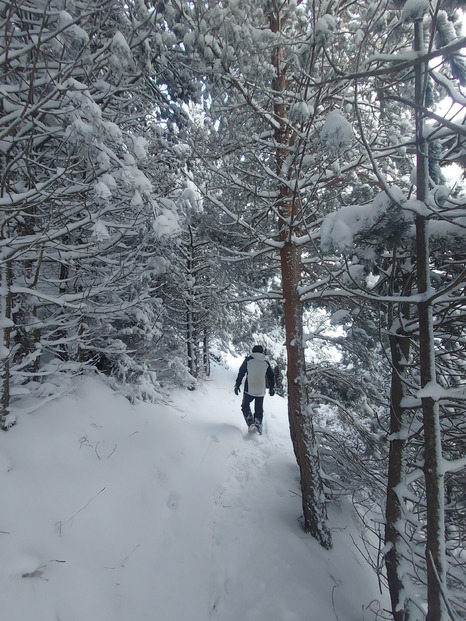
[385,293,412,620]
[186,226,198,378]
[280,238,331,547]
[270,5,331,549]
[414,19,446,621]
[203,329,210,377]
[0,261,13,429]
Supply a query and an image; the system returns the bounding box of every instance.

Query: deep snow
[0,355,389,621]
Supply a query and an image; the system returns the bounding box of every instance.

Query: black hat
[252,345,264,353]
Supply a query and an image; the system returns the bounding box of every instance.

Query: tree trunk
[270,6,331,549]
[414,20,446,621]
[187,311,197,378]
[0,261,13,429]
[186,226,198,378]
[203,329,210,377]
[385,305,411,620]
[280,239,331,548]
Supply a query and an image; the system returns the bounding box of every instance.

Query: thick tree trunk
[414,20,446,620]
[270,6,331,550]
[280,239,331,548]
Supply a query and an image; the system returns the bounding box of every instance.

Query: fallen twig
[64,487,106,524]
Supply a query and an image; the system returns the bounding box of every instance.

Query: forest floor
[0,354,389,621]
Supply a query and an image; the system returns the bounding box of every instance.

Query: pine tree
[167,0,385,548]
[318,1,466,616]
[0,0,197,424]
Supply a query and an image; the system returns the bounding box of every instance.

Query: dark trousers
[241,393,264,423]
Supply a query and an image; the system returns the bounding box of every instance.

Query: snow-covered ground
[0,355,389,621]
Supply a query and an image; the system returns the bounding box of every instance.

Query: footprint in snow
[166,491,181,511]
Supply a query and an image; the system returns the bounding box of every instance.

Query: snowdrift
[0,357,388,620]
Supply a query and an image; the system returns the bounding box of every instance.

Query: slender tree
[318,1,466,616]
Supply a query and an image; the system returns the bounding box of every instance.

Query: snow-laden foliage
[0,0,196,422]
[313,3,466,615]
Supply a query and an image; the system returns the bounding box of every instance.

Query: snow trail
[160,358,308,620]
[0,356,388,621]
[166,361,306,620]
[165,358,387,621]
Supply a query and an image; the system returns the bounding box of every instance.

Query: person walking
[234,345,275,434]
